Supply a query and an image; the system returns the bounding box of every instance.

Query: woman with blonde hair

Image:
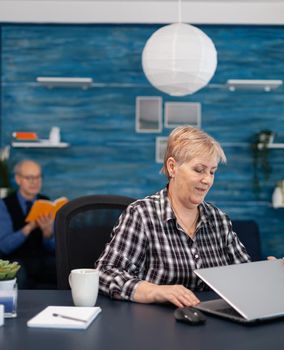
[96,126,250,307]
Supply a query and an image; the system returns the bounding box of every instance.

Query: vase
[0,278,18,318]
[0,188,9,198]
[272,187,283,208]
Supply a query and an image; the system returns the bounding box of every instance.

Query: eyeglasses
[18,174,42,182]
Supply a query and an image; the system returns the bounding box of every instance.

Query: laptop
[194,259,284,324]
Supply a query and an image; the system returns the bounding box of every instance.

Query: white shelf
[267,143,284,149]
[12,140,69,148]
[257,143,284,150]
[227,79,283,92]
[272,204,284,209]
[37,77,93,89]
[222,142,284,149]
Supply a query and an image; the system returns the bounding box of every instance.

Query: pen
[52,313,88,323]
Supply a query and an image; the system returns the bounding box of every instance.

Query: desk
[1,290,284,350]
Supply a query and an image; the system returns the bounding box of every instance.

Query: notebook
[27,306,102,329]
[194,259,284,324]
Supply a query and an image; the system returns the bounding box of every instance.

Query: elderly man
[0,160,56,288]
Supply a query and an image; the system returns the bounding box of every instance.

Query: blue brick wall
[1,24,284,257]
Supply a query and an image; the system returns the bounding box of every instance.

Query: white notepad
[27,306,102,330]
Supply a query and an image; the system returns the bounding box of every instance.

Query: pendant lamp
[142,2,217,96]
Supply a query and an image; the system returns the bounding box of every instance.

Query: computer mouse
[174,306,206,325]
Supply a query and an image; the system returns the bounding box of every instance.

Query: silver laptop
[194,259,284,324]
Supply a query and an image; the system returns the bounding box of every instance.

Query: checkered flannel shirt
[95,188,251,300]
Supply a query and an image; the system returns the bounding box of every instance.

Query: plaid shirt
[95,188,251,300]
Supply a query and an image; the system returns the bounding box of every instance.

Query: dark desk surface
[1,290,284,350]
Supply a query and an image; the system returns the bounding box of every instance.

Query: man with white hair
[0,160,56,288]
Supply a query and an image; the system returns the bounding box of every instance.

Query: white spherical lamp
[142,23,217,96]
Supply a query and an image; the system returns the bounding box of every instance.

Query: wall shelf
[257,143,284,150]
[272,203,284,209]
[36,77,93,89]
[12,140,69,148]
[221,142,284,149]
[226,79,283,92]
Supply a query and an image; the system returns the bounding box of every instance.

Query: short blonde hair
[162,126,227,179]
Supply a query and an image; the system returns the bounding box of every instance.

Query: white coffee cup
[69,268,99,307]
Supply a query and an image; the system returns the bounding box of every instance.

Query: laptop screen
[194,259,284,321]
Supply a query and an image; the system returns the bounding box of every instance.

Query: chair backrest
[55,194,135,289]
[232,220,262,261]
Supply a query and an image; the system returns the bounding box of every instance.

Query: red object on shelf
[12,132,38,141]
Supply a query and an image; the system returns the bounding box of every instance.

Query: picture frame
[164,102,201,128]
[155,137,168,163]
[135,96,162,133]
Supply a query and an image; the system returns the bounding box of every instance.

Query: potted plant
[251,129,275,196]
[0,145,12,198]
[0,259,21,318]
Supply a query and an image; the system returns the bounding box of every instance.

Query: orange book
[13,132,38,141]
[26,197,68,222]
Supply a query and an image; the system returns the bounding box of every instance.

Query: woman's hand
[267,256,284,262]
[37,213,54,239]
[133,281,200,308]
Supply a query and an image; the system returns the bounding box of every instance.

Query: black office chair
[55,194,136,289]
[232,220,262,261]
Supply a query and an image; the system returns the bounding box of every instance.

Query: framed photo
[135,96,162,133]
[164,102,201,128]
[155,137,168,163]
